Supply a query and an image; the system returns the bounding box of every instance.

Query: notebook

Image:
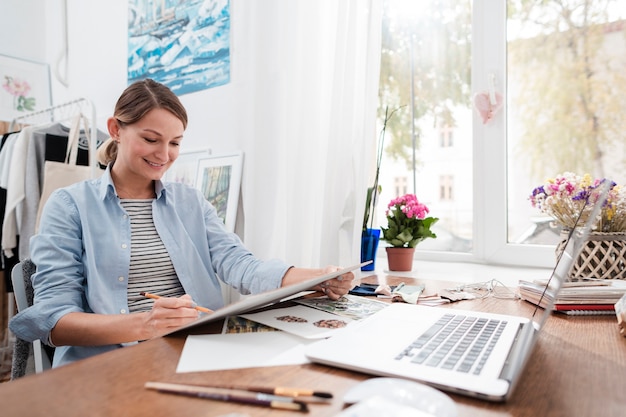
[305,182,611,402]
[167,261,371,335]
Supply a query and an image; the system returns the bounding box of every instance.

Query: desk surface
[1,275,625,417]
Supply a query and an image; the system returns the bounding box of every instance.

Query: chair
[10,260,53,378]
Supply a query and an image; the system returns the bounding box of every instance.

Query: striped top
[120,199,185,313]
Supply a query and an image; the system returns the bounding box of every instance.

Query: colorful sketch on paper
[223,316,278,334]
[295,294,388,321]
[127,0,230,95]
[240,305,354,339]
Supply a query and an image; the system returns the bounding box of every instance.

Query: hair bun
[97,137,118,166]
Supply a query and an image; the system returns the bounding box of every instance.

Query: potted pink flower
[381,194,438,271]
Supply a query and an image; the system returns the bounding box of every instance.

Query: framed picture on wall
[127,0,231,95]
[196,151,244,233]
[0,54,51,122]
[163,148,212,187]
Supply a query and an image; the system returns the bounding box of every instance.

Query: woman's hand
[313,266,355,300]
[142,294,203,339]
[281,266,356,301]
[50,294,211,346]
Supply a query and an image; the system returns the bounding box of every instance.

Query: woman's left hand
[314,266,355,300]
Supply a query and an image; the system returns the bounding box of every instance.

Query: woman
[10,79,354,367]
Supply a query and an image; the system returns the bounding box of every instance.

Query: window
[439,175,454,201]
[393,175,408,197]
[378,0,626,266]
[439,125,454,148]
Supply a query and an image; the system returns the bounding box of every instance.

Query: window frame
[410,0,556,268]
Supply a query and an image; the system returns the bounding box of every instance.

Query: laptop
[167,261,371,336]
[305,182,611,402]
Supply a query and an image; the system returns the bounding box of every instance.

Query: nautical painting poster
[127,0,230,95]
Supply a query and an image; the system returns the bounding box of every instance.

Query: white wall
[1,0,247,154]
[0,0,263,262]
[0,0,47,62]
[1,0,372,268]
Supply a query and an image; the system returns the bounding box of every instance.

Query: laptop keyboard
[395,313,507,375]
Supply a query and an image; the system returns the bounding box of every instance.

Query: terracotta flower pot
[385,247,415,271]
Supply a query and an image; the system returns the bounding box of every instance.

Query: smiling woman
[9,79,356,370]
[108,107,184,198]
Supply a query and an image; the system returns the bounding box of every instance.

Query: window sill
[361,258,552,288]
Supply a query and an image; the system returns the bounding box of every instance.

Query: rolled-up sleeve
[9,189,87,343]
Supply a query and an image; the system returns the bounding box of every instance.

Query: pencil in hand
[139,292,212,313]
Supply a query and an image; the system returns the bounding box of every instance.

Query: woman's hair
[98,79,188,165]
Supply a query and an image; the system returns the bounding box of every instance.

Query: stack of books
[615,293,626,336]
[518,279,626,315]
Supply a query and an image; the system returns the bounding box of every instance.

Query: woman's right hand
[142,294,203,339]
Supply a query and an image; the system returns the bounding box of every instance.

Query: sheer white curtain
[239,0,382,268]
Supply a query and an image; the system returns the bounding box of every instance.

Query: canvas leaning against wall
[163,148,211,187]
[196,152,243,233]
[164,150,243,233]
[127,0,231,95]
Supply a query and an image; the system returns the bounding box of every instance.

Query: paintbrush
[184,382,333,399]
[145,381,309,412]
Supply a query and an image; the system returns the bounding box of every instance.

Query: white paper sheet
[240,304,354,339]
[176,331,314,373]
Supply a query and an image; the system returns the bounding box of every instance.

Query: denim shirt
[9,165,290,367]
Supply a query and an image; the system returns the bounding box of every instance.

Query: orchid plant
[362,105,404,236]
[529,172,626,232]
[381,194,438,248]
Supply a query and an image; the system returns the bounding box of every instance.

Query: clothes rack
[8,98,99,177]
[1,98,99,368]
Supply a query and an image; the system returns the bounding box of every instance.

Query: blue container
[361,228,381,271]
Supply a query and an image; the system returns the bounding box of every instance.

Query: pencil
[145,382,309,412]
[139,292,212,313]
[189,383,333,399]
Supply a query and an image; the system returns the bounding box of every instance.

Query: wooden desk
[1,275,625,417]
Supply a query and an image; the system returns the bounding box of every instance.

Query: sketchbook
[167,261,370,335]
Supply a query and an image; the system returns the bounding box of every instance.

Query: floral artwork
[529,172,626,232]
[0,55,51,121]
[2,76,36,112]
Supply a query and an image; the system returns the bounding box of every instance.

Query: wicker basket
[556,231,626,281]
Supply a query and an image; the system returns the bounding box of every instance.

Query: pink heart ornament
[473,91,503,124]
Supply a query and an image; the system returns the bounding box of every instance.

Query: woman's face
[113,108,184,182]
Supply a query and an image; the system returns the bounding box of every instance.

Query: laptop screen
[530,180,611,328]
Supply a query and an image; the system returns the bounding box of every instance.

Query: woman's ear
[106,117,120,139]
